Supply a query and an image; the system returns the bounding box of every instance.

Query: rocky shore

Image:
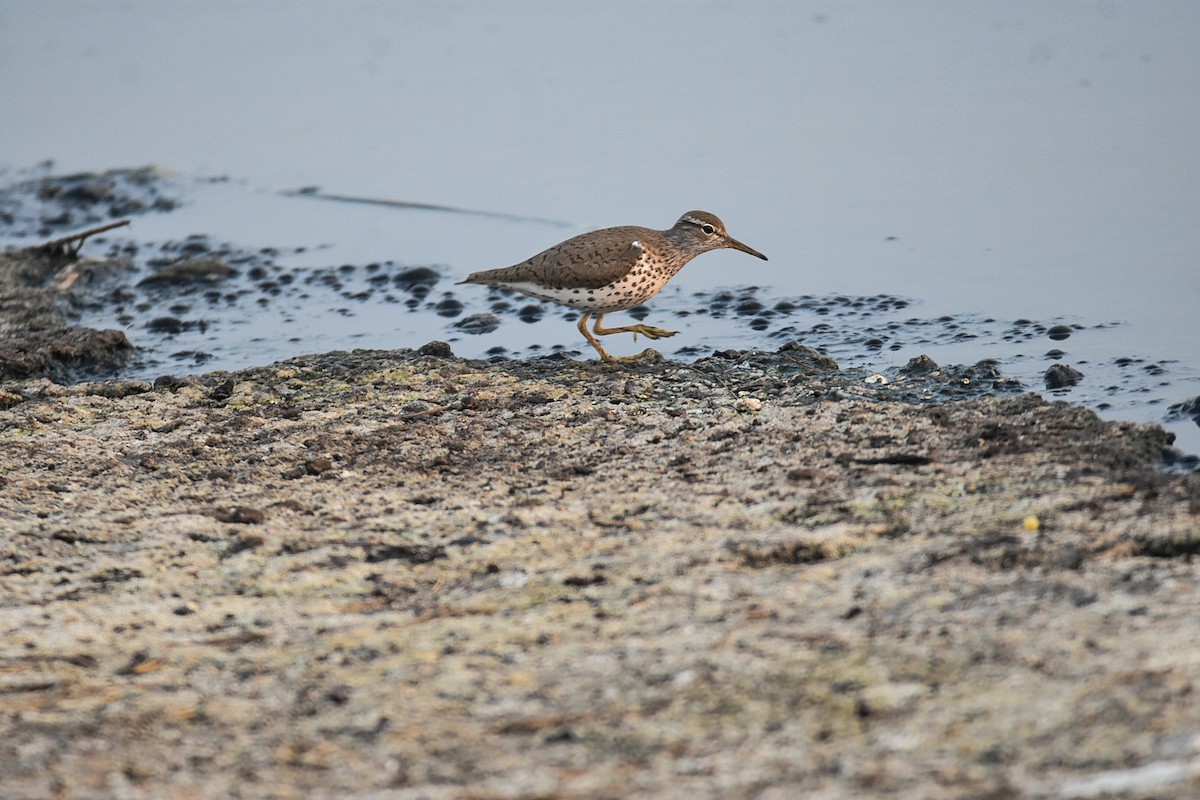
[2,334,1199,798]
[3,170,1199,798]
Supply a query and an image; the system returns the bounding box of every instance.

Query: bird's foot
[627,324,677,341]
[591,316,677,342]
[600,348,663,365]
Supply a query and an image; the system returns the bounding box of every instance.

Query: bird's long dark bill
[727,238,768,261]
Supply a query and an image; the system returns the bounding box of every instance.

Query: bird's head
[669,211,768,260]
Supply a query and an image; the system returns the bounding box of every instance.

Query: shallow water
[1,2,1198,452]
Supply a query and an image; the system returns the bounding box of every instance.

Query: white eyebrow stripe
[681,215,716,231]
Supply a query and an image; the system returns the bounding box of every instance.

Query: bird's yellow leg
[577,312,618,362]
[576,313,661,363]
[592,313,677,341]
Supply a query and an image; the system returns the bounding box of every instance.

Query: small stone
[735,397,763,413]
[392,266,440,290]
[778,342,839,370]
[212,506,267,524]
[1047,324,1074,341]
[517,305,544,323]
[82,380,152,399]
[138,258,235,287]
[417,341,453,358]
[433,297,464,318]
[152,374,190,390]
[735,298,764,315]
[1044,364,1083,389]
[363,543,446,564]
[901,355,939,375]
[146,316,183,334]
[305,457,334,475]
[454,313,501,334]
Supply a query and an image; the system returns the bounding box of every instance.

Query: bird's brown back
[460,225,666,290]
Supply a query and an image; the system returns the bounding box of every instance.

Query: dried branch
[39,219,131,260]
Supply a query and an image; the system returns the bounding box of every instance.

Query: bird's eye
[701,224,716,235]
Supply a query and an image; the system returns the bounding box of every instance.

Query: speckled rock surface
[2,346,1199,800]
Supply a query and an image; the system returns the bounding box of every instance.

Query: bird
[457,211,768,362]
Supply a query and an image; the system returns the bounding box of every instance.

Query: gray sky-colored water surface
[2,1,1198,451]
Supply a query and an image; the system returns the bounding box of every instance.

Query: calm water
[2,2,1198,452]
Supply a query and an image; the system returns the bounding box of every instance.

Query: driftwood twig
[39,219,131,260]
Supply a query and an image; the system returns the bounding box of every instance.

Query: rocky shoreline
[2,335,1199,798]
[3,170,1200,798]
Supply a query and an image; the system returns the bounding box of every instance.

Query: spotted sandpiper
[458,211,768,362]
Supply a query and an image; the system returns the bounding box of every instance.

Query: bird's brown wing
[460,226,648,289]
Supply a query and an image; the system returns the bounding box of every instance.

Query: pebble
[392,266,441,290]
[517,305,544,323]
[146,316,183,334]
[433,297,464,318]
[138,258,235,287]
[735,397,763,412]
[454,313,501,334]
[1048,324,1074,341]
[1044,364,1084,389]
